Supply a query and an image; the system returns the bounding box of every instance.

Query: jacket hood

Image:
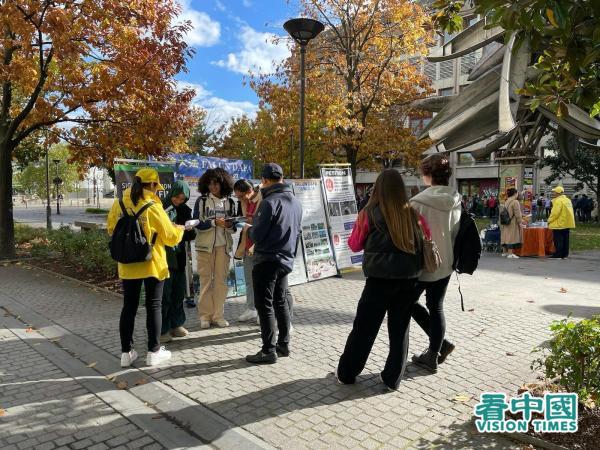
[163,180,190,208]
[261,182,293,198]
[411,186,461,212]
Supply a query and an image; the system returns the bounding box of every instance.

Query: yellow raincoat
[107,188,183,280]
[548,195,576,230]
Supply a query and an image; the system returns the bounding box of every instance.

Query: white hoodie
[411,186,462,282]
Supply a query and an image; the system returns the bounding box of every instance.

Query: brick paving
[1,252,599,449]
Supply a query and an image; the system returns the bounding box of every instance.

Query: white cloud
[215,0,226,12]
[178,81,258,129]
[178,0,221,47]
[213,25,289,75]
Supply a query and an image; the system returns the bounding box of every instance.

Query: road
[13,205,107,229]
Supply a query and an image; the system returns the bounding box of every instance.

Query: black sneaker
[246,351,277,365]
[439,340,455,364]
[412,349,438,374]
[276,344,290,357]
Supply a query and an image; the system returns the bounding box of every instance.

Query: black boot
[276,344,290,357]
[412,349,438,374]
[439,340,455,364]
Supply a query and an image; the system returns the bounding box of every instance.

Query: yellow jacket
[107,188,184,280]
[548,195,576,230]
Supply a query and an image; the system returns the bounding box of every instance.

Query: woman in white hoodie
[409,155,462,373]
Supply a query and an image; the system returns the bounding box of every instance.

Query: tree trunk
[344,144,358,182]
[0,136,15,258]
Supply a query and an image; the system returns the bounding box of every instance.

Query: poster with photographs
[293,180,338,281]
[320,167,363,269]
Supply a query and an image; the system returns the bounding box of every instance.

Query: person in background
[192,168,237,329]
[160,181,196,344]
[483,196,489,218]
[500,188,526,259]
[572,195,581,222]
[107,168,184,367]
[582,194,592,223]
[358,185,373,212]
[245,163,302,364]
[545,195,552,218]
[409,155,461,373]
[336,169,427,391]
[536,194,546,221]
[488,195,497,219]
[548,186,576,259]
[233,179,262,324]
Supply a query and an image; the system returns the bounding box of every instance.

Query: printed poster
[320,167,363,269]
[113,160,176,200]
[293,180,337,281]
[522,167,534,216]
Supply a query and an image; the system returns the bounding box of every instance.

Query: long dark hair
[130,176,152,206]
[366,169,420,254]
[198,168,234,198]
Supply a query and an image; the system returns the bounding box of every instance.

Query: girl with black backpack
[107,168,184,367]
[336,169,428,391]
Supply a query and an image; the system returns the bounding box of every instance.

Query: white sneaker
[238,309,258,322]
[200,320,211,329]
[214,319,229,328]
[507,254,520,259]
[146,347,172,366]
[501,253,508,257]
[121,349,138,367]
[289,324,294,334]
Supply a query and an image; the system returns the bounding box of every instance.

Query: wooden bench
[74,221,107,232]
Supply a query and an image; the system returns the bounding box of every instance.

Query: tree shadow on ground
[541,304,600,319]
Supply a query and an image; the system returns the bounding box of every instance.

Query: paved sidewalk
[1,252,599,449]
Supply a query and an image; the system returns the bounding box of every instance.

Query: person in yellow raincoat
[548,185,576,259]
[107,168,184,367]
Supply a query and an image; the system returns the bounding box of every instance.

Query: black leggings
[411,276,451,354]
[121,278,164,353]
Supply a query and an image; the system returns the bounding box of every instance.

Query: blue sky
[176,0,301,129]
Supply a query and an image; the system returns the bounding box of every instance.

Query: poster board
[320,166,363,269]
[292,180,337,281]
[522,166,534,216]
[113,159,176,199]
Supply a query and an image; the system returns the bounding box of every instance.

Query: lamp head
[284,18,324,45]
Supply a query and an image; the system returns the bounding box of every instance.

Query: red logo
[325,178,334,192]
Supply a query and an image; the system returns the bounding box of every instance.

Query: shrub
[14,224,48,245]
[532,316,600,404]
[85,208,109,214]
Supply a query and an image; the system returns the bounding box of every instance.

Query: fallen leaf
[467,308,475,312]
[559,288,568,293]
[25,327,34,333]
[506,352,516,356]
[526,300,535,303]
[86,362,97,368]
[134,378,148,386]
[116,381,128,390]
[454,395,471,402]
[0,408,5,416]
[106,375,117,382]
[475,328,485,337]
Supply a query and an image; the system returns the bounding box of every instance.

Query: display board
[293,179,337,281]
[320,167,363,269]
[113,159,176,199]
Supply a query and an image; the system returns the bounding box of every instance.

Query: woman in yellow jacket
[548,185,576,259]
[107,168,184,367]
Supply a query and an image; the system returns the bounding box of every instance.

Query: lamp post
[44,147,52,229]
[52,159,61,215]
[284,18,324,179]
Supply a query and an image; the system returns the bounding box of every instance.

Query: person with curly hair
[191,168,237,329]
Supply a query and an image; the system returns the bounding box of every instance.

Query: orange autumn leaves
[0,0,197,167]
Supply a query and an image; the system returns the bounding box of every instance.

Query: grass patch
[85,208,109,214]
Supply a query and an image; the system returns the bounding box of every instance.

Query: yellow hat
[135,168,165,191]
[552,185,564,194]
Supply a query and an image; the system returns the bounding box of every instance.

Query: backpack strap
[456,271,465,312]
[133,201,154,220]
[118,199,130,216]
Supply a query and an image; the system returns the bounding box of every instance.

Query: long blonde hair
[365,169,420,254]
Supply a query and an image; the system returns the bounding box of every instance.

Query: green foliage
[532,316,600,404]
[431,0,600,117]
[14,224,48,245]
[540,135,600,206]
[85,208,109,214]
[14,144,82,199]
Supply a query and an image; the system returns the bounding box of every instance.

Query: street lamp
[52,159,62,215]
[284,18,324,179]
[44,147,52,229]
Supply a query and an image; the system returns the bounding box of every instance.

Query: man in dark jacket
[246,163,302,364]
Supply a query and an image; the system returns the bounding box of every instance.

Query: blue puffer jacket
[249,183,302,271]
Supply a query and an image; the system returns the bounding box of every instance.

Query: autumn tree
[0,0,196,258]
[251,0,433,178]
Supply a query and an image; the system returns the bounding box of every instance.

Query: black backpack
[499,205,512,225]
[109,200,157,264]
[452,208,482,311]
